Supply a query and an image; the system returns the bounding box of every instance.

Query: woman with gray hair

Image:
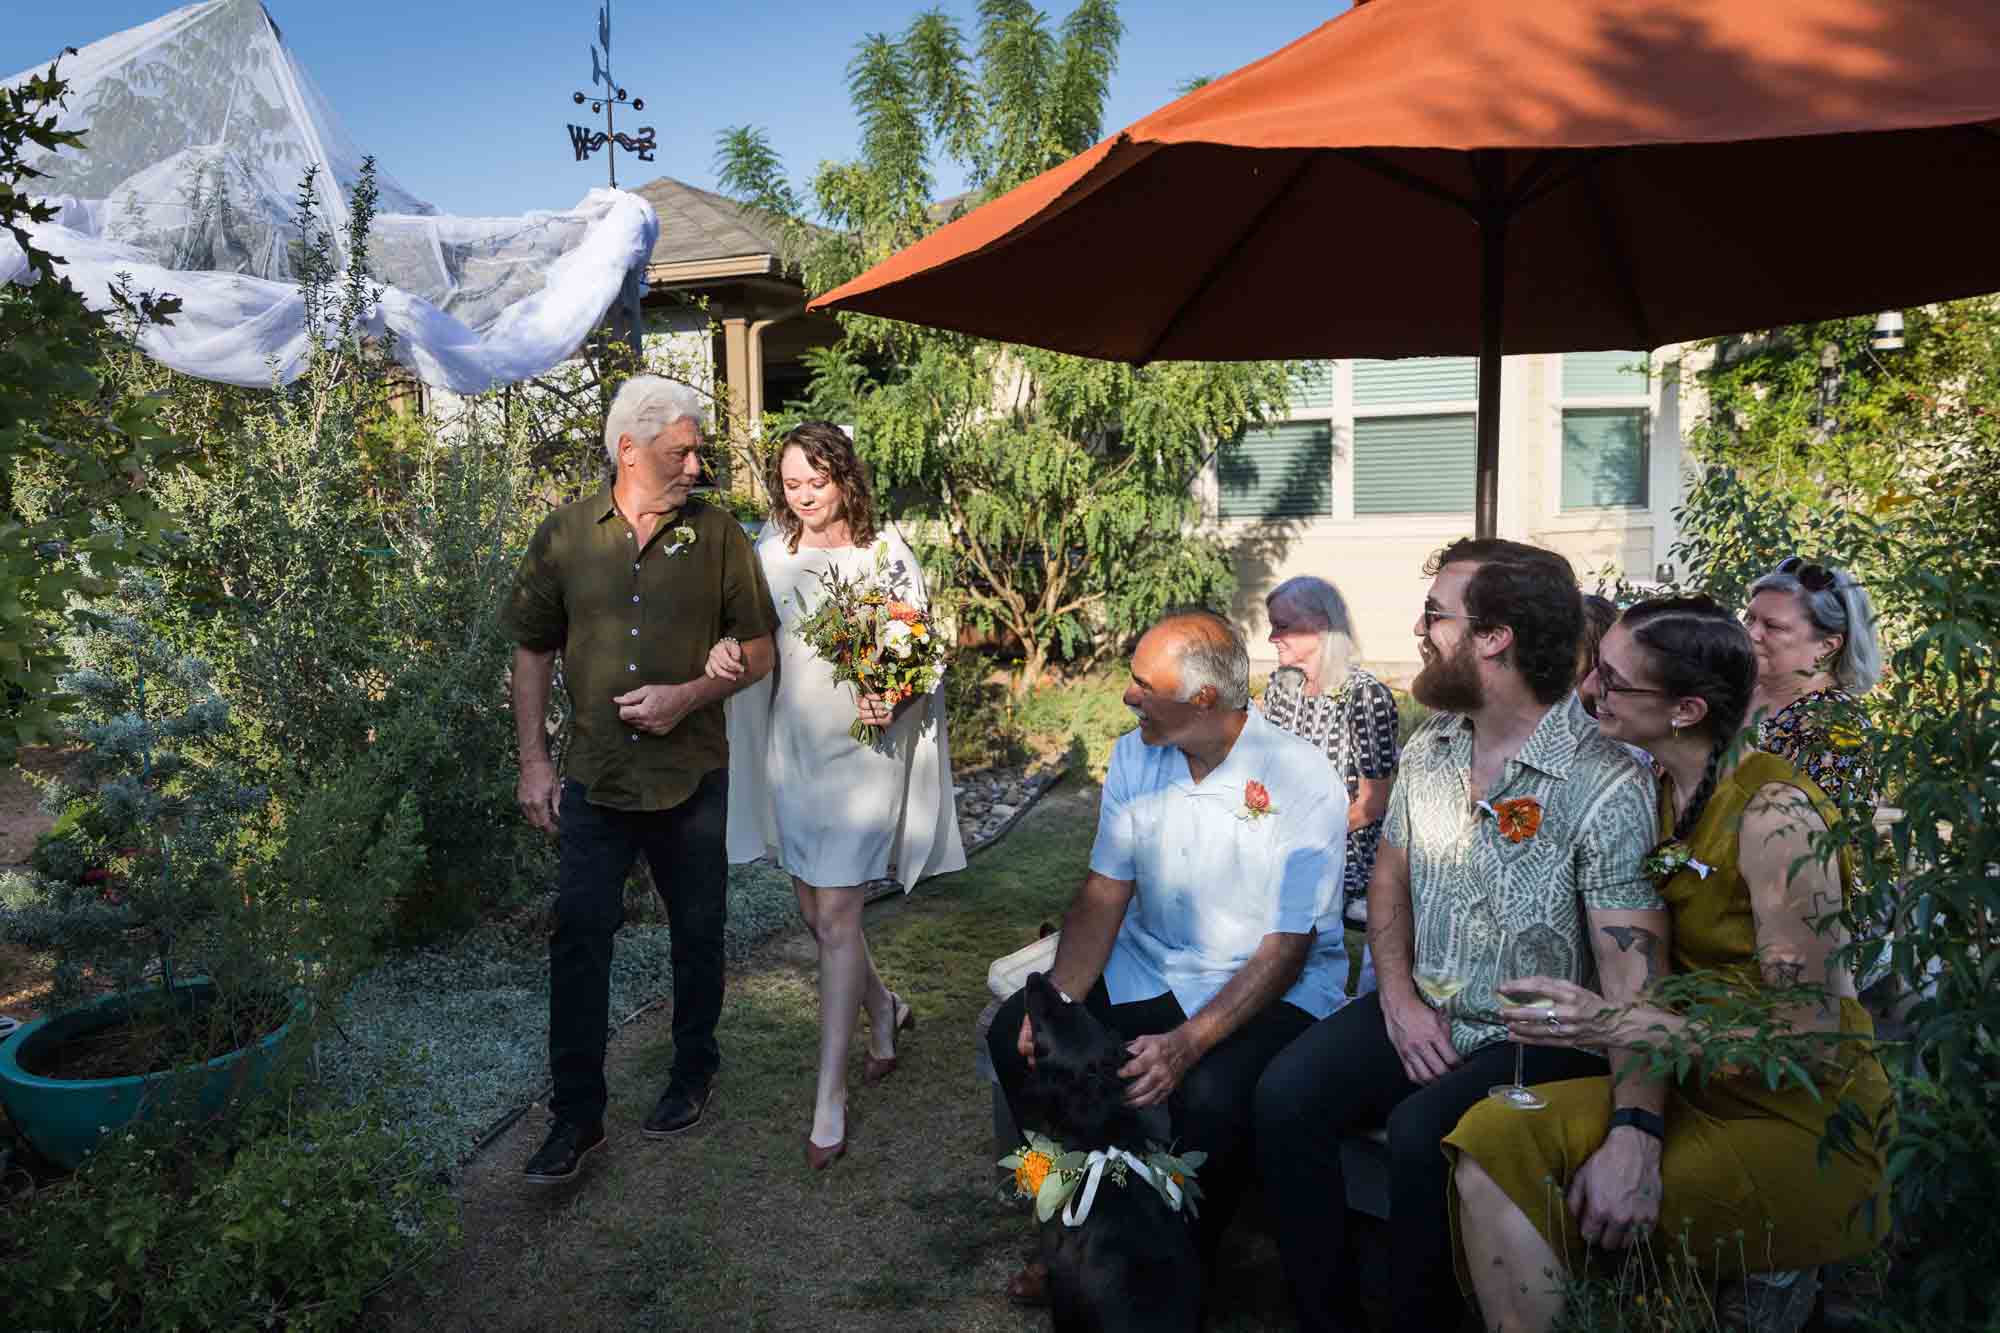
[1259,575,1399,993]
[1742,556,1883,809]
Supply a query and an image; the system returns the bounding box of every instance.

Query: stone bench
[976,933,1818,1330]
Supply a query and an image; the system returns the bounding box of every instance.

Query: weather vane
[565,1,655,189]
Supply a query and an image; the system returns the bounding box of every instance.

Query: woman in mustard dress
[1445,597,1890,1332]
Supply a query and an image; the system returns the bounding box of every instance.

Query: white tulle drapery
[2,0,658,392]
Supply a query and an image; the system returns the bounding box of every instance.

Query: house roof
[633,176,788,281]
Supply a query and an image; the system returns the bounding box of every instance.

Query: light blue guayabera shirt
[1091,709,1353,1020]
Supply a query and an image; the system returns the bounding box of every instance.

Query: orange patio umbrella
[811,0,2000,537]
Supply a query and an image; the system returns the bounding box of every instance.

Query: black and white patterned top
[1756,688,1878,813]
[1260,667,1401,912]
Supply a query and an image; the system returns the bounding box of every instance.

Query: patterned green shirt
[502,489,777,812]
[1383,698,1662,1054]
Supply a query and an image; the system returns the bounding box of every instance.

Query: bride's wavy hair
[765,420,879,553]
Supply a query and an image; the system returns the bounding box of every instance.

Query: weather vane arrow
[564,1,655,189]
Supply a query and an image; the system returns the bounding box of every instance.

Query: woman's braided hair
[1622,596,1757,844]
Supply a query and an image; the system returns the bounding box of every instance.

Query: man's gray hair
[1161,609,1251,711]
[1747,562,1884,694]
[602,375,706,467]
[1267,575,1360,690]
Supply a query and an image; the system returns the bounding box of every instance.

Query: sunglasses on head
[1776,555,1838,592]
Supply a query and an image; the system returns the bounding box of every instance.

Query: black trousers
[548,770,728,1124]
[987,979,1315,1260]
[1253,991,1609,1333]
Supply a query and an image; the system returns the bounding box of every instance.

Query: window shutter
[1560,408,1649,509]
[1353,357,1478,405]
[1352,413,1476,514]
[1562,350,1649,397]
[1288,360,1334,410]
[1218,420,1333,520]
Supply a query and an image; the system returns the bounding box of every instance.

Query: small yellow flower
[1015,1150,1052,1196]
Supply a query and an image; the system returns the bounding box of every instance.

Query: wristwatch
[1607,1106,1666,1142]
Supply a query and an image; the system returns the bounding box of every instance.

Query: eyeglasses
[1775,555,1838,592]
[1593,663,1668,697]
[1420,607,1475,632]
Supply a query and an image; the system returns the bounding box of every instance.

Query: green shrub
[78,162,558,928]
[1,63,203,761]
[0,1099,457,1331]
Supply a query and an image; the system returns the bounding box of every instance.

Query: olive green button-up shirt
[503,489,777,812]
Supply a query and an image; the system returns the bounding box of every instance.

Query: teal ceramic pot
[0,981,299,1168]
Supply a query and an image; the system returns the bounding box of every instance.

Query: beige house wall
[1211,349,1695,685]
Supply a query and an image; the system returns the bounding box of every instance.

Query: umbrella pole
[1475,203,1505,540]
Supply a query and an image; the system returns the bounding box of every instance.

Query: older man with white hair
[504,375,777,1183]
[987,608,1353,1303]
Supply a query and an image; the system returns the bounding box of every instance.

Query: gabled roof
[633,176,787,279]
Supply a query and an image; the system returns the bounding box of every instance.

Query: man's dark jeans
[549,770,728,1125]
[986,978,1314,1261]
[1252,991,1609,1333]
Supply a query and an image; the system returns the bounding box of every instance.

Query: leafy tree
[717,1,1294,687]
[0,62,200,760]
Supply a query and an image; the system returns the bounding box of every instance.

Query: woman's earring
[1671,718,1684,733]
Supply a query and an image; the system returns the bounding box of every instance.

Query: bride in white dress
[705,422,965,1167]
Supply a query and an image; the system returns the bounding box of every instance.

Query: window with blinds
[1353,413,1477,514]
[1561,408,1649,509]
[1217,420,1334,520]
[1351,358,1478,514]
[1562,350,1650,397]
[1354,356,1478,405]
[1288,360,1334,410]
[1560,350,1649,509]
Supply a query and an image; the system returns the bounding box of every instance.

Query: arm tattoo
[1601,924,1662,989]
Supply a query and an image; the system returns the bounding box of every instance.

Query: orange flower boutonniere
[1491,796,1544,844]
[1239,780,1276,821]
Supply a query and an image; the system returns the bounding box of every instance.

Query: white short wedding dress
[724,526,966,891]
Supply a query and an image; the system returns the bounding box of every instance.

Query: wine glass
[1489,940,1550,1111]
[1413,969,1468,1007]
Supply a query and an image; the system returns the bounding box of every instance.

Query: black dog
[1019,971,1203,1333]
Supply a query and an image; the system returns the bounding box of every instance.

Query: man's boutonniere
[662,523,698,557]
[1476,795,1543,843]
[1641,840,1712,882]
[1238,779,1276,822]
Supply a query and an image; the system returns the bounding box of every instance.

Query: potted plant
[0,610,299,1167]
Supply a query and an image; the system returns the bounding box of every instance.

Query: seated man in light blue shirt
[987,609,1353,1303]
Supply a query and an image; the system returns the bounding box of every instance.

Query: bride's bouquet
[793,543,949,745]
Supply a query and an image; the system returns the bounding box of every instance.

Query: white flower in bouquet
[879,619,915,659]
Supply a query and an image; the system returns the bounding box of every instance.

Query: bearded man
[1252,539,1666,1333]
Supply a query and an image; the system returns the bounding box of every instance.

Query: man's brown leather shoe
[1006,1260,1049,1307]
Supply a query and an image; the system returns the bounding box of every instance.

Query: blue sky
[7,1,1351,217]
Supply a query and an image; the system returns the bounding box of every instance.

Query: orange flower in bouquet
[793,543,949,745]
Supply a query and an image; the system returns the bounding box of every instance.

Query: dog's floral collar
[1237,779,1276,822]
[1000,1132,1207,1225]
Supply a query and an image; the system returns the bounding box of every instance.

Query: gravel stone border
[324,753,1072,1173]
